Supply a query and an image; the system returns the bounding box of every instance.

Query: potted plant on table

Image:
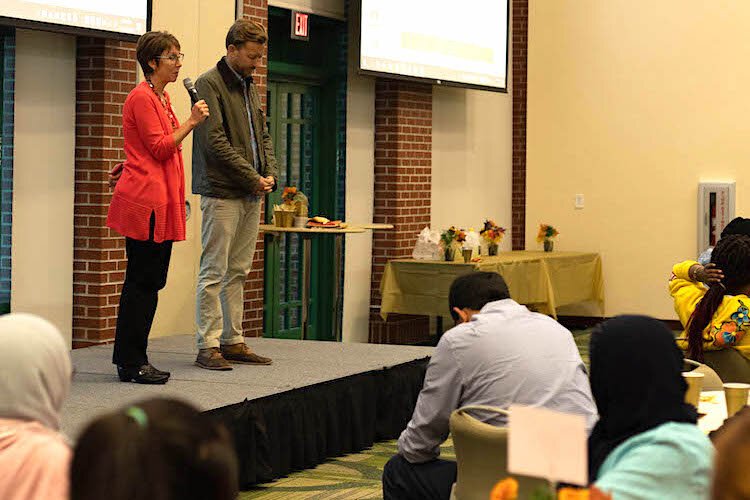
[441,226,465,261]
[278,186,308,227]
[537,224,559,252]
[480,219,506,256]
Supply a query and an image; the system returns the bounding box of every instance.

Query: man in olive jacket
[192,19,277,370]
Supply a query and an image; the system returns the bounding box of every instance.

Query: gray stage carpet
[61,335,433,439]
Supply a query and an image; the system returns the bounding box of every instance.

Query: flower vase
[444,246,456,262]
[543,239,554,252]
[488,243,499,256]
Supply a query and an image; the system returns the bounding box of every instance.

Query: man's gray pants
[195,195,261,349]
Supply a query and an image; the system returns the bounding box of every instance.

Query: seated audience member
[382,271,598,500]
[70,397,238,500]
[711,406,750,499]
[698,217,750,265]
[589,315,713,500]
[0,313,73,500]
[670,234,750,382]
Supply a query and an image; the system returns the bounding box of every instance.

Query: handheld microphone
[183,77,200,105]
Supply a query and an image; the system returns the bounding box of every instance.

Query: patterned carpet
[573,329,592,370]
[239,330,592,499]
[240,439,455,499]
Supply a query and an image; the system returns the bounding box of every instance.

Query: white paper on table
[412,226,442,260]
[507,405,588,486]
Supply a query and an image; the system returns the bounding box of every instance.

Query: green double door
[263,82,336,340]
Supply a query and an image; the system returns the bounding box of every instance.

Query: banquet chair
[449,405,547,500]
[684,358,724,391]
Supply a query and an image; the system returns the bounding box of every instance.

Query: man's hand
[690,263,724,284]
[256,176,275,194]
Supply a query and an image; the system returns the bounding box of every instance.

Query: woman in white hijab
[0,313,73,500]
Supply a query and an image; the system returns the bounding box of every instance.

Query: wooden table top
[259,224,367,234]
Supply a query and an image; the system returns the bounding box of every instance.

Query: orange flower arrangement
[489,478,612,500]
[441,226,460,247]
[490,478,519,500]
[537,224,559,243]
[559,486,614,500]
[481,219,507,244]
[558,487,591,500]
[280,186,308,216]
[282,186,296,202]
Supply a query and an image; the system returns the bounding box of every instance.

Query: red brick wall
[512,0,528,250]
[240,0,269,337]
[370,79,432,307]
[72,38,136,348]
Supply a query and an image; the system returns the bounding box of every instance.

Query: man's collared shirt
[397,298,598,463]
[226,61,261,172]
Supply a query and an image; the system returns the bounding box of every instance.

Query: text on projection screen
[360,0,507,89]
[4,0,148,36]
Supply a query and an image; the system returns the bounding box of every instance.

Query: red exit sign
[291,11,309,41]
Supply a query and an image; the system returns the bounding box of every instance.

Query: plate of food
[307,216,344,228]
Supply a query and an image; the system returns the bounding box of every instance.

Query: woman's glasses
[156,53,185,63]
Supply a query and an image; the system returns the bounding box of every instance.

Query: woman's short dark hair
[70,397,238,500]
[136,31,180,76]
[225,19,268,48]
[448,271,510,321]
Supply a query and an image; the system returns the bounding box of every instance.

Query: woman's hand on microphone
[174,100,210,146]
[189,100,209,126]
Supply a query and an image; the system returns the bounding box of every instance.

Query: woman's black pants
[112,236,173,368]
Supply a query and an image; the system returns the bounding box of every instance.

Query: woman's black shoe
[146,363,170,377]
[117,364,169,384]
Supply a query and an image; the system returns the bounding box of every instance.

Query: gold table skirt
[380,251,604,320]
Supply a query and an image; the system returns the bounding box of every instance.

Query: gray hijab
[0,313,72,430]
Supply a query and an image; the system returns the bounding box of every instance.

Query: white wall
[431,87,513,247]
[526,0,750,319]
[11,29,76,344]
[147,0,234,338]
[342,1,375,343]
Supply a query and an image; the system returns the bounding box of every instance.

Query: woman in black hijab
[588,315,713,498]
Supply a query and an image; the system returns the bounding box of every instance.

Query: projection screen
[359,0,508,92]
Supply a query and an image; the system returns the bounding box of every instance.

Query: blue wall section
[0,30,14,313]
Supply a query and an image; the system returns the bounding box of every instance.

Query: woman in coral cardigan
[107,31,208,384]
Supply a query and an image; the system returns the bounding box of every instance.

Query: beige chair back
[684,359,724,391]
[449,405,547,500]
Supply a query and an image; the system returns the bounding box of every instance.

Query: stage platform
[62,335,433,486]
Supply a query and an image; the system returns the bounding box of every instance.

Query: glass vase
[488,243,499,256]
[543,239,554,252]
[444,246,456,262]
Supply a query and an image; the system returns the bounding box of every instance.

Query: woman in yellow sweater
[669,234,750,382]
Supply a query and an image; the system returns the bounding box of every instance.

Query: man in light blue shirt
[382,271,598,500]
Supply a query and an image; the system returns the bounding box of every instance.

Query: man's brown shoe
[220,342,273,365]
[195,347,232,371]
